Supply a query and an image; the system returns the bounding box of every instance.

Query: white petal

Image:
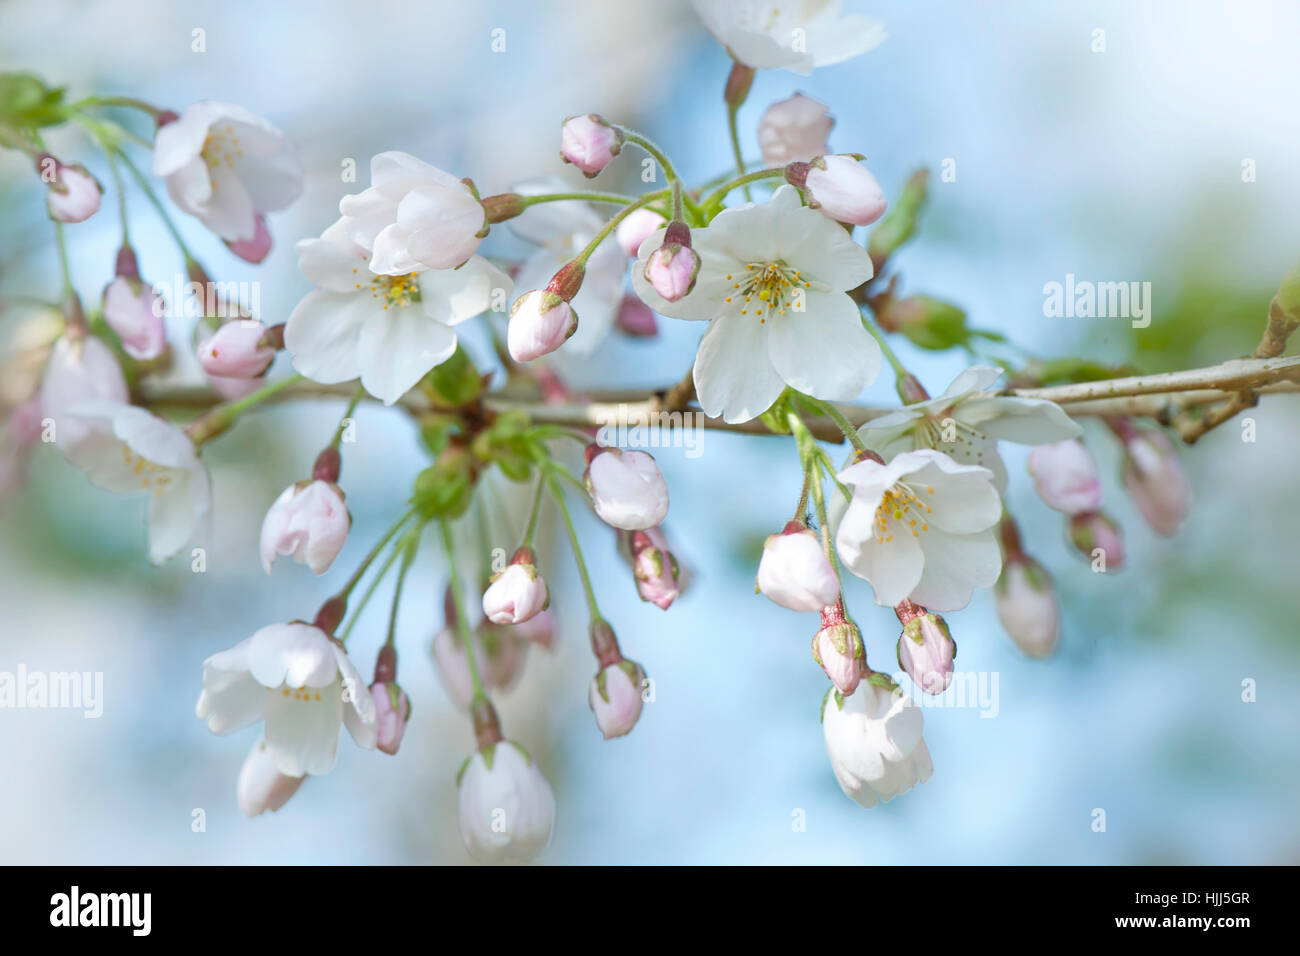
[766,290,880,400]
[285,291,369,384]
[248,623,338,689]
[909,528,1002,611]
[356,307,457,405]
[692,315,785,423]
[419,257,512,325]
[263,682,343,777]
[959,396,1082,444]
[837,516,925,606]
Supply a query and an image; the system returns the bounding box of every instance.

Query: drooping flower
[285,217,510,405]
[895,603,955,696]
[995,556,1059,659]
[756,521,839,612]
[457,740,556,864]
[62,402,211,564]
[198,319,277,379]
[811,604,864,695]
[628,530,681,610]
[858,365,1081,490]
[758,93,834,166]
[1028,439,1102,514]
[588,659,647,739]
[260,479,350,575]
[152,101,303,244]
[632,185,880,423]
[835,448,1002,611]
[237,738,305,816]
[39,334,129,453]
[196,621,377,777]
[822,679,933,809]
[509,180,626,356]
[560,114,623,177]
[369,681,411,756]
[482,548,549,625]
[691,0,886,74]
[431,620,530,711]
[1114,423,1190,537]
[583,445,670,531]
[102,277,166,361]
[338,151,487,274]
[41,156,101,223]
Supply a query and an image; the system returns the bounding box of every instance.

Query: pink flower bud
[208,373,266,400]
[583,445,669,530]
[482,550,549,625]
[369,681,411,755]
[1028,439,1101,515]
[1118,427,1189,537]
[630,534,680,610]
[615,293,659,338]
[42,158,102,223]
[644,241,700,302]
[431,623,529,710]
[757,522,839,612]
[225,214,273,264]
[259,479,350,574]
[510,609,556,650]
[102,276,167,361]
[792,155,887,226]
[995,556,1059,658]
[811,606,865,696]
[616,208,667,257]
[1068,511,1124,570]
[896,607,955,695]
[560,114,623,177]
[198,319,277,378]
[237,739,304,817]
[507,290,577,362]
[758,93,834,167]
[588,659,646,739]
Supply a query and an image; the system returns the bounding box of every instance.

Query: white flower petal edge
[822,681,932,809]
[457,741,556,864]
[632,185,879,423]
[835,448,1002,611]
[691,0,886,74]
[63,401,211,564]
[858,365,1081,491]
[196,622,377,777]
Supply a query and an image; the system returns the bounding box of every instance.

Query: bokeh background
[1,0,1298,864]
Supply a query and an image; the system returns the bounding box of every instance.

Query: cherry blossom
[822,680,933,809]
[692,0,886,73]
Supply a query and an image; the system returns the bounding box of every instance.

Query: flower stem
[330,385,366,449]
[574,190,670,266]
[52,221,75,298]
[115,146,196,263]
[186,373,305,445]
[620,129,703,221]
[439,518,488,701]
[726,106,753,202]
[860,311,910,381]
[384,533,420,648]
[336,508,419,605]
[545,470,604,625]
[106,150,130,245]
[795,394,869,455]
[521,475,546,549]
[700,167,785,209]
[338,535,406,643]
[520,191,637,207]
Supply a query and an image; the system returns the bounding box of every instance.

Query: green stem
[520,191,637,207]
[726,106,752,202]
[546,470,603,624]
[620,129,702,221]
[106,150,130,245]
[185,373,305,444]
[795,394,868,454]
[574,190,669,266]
[439,519,488,700]
[330,385,366,448]
[72,95,165,119]
[337,508,418,604]
[52,222,75,298]
[115,147,195,262]
[860,311,910,381]
[384,534,420,648]
[521,476,546,549]
[700,167,785,210]
[338,533,407,643]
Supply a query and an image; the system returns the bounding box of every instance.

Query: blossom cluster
[0,1,1201,863]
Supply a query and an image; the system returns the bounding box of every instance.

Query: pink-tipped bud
[811,605,865,696]
[758,93,834,167]
[259,479,350,575]
[757,522,840,612]
[583,445,670,531]
[560,114,623,177]
[370,681,411,755]
[629,531,681,610]
[643,222,700,302]
[789,154,887,226]
[102,276,167,361]
[482,549,549,625]
[616,208,667,257]
[614,293,659,338]
[41,156,102,223]
[225,214,273,264]
[510,609,557,650]
[1028,439,1102,515]
[995,556,1059,659]
[1068,511,1125,571]
[588,659,646,739]
[507,290,577,362]
[198,319,277,378]
[1116,425,1190,537]
[896,602,955,696]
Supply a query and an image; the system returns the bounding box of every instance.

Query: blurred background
[1,0,1298,864]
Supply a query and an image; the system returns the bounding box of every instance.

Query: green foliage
[0,72,68,129]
